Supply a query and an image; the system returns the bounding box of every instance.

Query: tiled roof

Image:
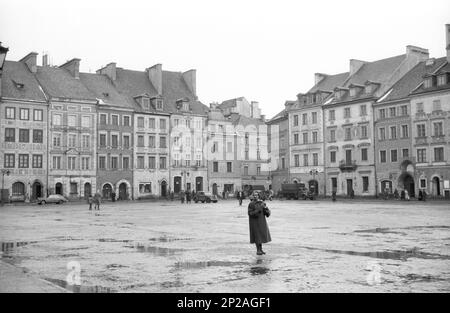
[379,57,447,103]
[208,108,227,121]
[218,97,245,109]
[308,72,349,93]
[35,66,96,101]
[79,72,136,109]
[411,59,450,95]
[267,108,288,123]
[229,113,265,127]
[1,61,47,102]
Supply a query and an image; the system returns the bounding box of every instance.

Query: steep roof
[229,113,265,127]
[267,108,288,123]
[208,108,227,121]
[1,61,47,102]
[218,97,245,109]
[35,66,96,101]
[411,58,450,95]
[378,57,447,103]
[308,72,349,93]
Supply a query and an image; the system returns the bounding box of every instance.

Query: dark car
[37,194,68,205]
[193,191,218,203]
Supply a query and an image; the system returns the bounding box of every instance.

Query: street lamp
[1,169,11,206]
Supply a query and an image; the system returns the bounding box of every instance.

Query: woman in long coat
[248,193,271,255]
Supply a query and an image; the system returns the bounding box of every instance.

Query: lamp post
[309,169,319,195]
[1,169,11,206]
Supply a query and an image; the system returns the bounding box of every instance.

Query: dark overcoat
[248,200,271,244]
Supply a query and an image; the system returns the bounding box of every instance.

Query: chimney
[406,45,429,61]
[19,52,38,73]
[97,62,116,81]
[182,69,196,98]
[260,114,266,122]
[60,58,81,78]
[42,53,49,67]
[349,59,367,76]
[147,64,162,95]
[446,24,450,62]
[314,73,327,85]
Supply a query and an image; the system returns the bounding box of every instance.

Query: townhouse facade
[0,53,48,201]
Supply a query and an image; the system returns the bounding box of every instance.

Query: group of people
[179,190,196,204]
[382,188,427,201]
[88,191,102,210]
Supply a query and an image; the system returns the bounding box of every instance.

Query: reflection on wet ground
[125,244,185,256]
[148,236,192,242]
[400,273,450,283]
[297,246,450,261]
[1,241,37,254]
[98,238,132,243]
[174,260,249,269]
[354,228,407,235]
[45,278,115,293]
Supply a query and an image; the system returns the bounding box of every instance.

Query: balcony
[339,160,357,172]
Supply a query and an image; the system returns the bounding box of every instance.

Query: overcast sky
[1,0,449,118]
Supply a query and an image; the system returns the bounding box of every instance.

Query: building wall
[0,99,48,200]
[267,115,289,193]
[48,101,97,199]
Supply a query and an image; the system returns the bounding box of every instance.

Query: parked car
[37,194,68,205]
[193,191,218,203]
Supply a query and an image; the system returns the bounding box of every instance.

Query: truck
[280,183,314,200]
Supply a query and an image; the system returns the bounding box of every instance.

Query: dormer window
[142,97,150,110]
[424,77,433,89]
[437,74,447,86]
[102,92,109,98]
[183,102,189,111]
[12,80,24,89]
[157,99,163,110]
[350,88,357,97]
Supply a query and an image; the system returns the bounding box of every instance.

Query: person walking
[237,190,244,206]
[180,190,185,204]
[248,193,271,255]
[94,191,101,210]
[186,190,191,204]
[405,189,410,201]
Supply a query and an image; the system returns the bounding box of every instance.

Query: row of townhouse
[268,24,450,198]
[0,47,270,202]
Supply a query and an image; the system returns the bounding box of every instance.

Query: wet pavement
[0,199,449,292]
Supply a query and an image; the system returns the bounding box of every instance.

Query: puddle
[148,236,192,242]
[45,278,115,293]
[98,238,132,243]
[400,274,450,283]
[1,241,38,254]
[298,246,450,261]
[125,244,184,256]
[354,228,406,235]
[106,264,128,270]
[54,219,63,221]
[403,225,450,230]
[250,266,270,275]
[174,260,248,269]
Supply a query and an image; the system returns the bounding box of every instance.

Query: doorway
[55,183,63,195]
[195,177,203,192]
[212,183,218,195]
[346,179,353,196]
[308,180,318,195]
[432,177,441,196]
[161,181,167,197]
[102,184,112,199]
[174,176,182,193]
[402,174,415,198]
[84,183,91,199]
[119,183,127,200]
[32,181,42,200]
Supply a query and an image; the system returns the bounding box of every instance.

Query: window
[196,138,202,148]
[360,105,367,116]
[212,141,218,153]
[99,134,106,147]
[33,130,43,143]
[437,75,447,86]
[70,182,78,195]
[157,99,163,110]
[361,125,368,138]
[148,135,155,148]
[160,119,166,130]
[81,157,89,170]
[294,134,299,144]
[52,156,61,169]
[361,148,368,161]
[160,136,167,148]
[139,183,152,194]
[137,156,145,169]
[53,134,61,147]
[148,156,156,169]
[123,116,130,127]
[294,154,300,167]
[345,127,352,141]
[123,135,130,149]
[257,166,261,176]
[391,149,398,162]
[137,117,144,128]
[434,147,444,162]
[68,134,76,148]
[312,112,318,124]
[173,154,180,167]
[389,107,396,118]
[159,157,166,169]
[81,116,91,127]
[68,156,76,170]
[303,154,309,166]
[420,179,427,189]
[402,148,409,158]
[53,114,62,126]
[380,150,387,163]
[19,129,29,143]
[330,129,336,142]
[303,132,308,144]
[213,162,219,172]
[424,78,432,88]
[174,136,180,147]
[294,115,299,126]
[362,177,369,192]
[417,149,426,163]
[416,103,424,113]
[81,135,89,148]
[111,134,118,148]
[5,128,15,142]
[142,98,150,110]
[149,118,155,129]
[312,131,318,143]
[20,108,29,120]
[313,153,318,166]
[281,157,286,169]
[123,157,130,170]
[18,154,29,168]
[68,115,77,127]
[417,124,426,137]
[329,110,335,121]
[4,154,15,168]
[195,120,202,130]
[227,162,232,173]
[433,122,443,136]
[330,151,336,163]
[111,115,119,126]
[390,126,397,139]
[344,107,351,118]
[100,114,107,125]
[302,113,307,125]
[185,119,191,129]
[195,154,201,167]
[174,119,179,127]
[98,156,106,169]
[244,166,249,176]
[137,135,144,147]
[400,105,408,116]
[401,125,409,138]
[379,109,386,119]
[432,100,441,112]
[6,107,15,119]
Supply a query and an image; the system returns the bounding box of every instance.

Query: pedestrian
[170,191,174,201]
[111,191,116,202]
[192,189,195,199]
[222,190,226,200]
[248,193,271,255]
[394,189,399,200]
[186,190,191,204]
[332,190,337,202]
[423,189,427,202]
[350,188,355,199]
[88,196,93,210]
[94,191,101,210]
[405,189,410,201]
[400,189,405,200]
[418,190,423,201]
[237,190,243,206]
[180,190,185,204]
